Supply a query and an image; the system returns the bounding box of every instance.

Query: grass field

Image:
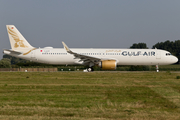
[0,71,180,120]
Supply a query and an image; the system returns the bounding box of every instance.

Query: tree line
[1,40,180,68]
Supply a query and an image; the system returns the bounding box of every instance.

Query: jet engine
[98,60,117,70]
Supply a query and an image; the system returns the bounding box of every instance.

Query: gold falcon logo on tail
[7,26,28,48]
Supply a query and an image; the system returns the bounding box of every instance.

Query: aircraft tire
[87,67,93,72]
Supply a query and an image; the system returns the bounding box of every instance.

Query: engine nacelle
[98,60,117,70]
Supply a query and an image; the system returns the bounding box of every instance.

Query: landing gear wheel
[87,67,94,72]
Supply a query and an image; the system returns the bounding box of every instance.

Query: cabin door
[31,50,36,59]
[156,51,161,59]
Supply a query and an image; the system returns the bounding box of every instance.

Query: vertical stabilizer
[6,25,34,51]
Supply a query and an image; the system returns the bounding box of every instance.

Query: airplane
[3,25,178,72]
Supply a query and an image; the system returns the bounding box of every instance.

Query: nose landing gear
[156,65,159,72]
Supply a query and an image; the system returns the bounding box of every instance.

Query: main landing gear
[87,67,94,72]
[83,67,94,72]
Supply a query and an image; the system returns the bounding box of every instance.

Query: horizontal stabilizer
[3,49,22,54]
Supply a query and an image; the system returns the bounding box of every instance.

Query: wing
[62,42,101,65]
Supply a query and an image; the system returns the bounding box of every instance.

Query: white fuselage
[6,48,178,66]
[4,25,178,69]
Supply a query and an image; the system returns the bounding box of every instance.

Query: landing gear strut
[156,65,159,72]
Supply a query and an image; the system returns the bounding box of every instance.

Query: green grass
[0,71,180,119]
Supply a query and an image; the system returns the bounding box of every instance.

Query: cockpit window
[166,53,172,56]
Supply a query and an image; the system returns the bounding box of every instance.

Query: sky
[1,0,180,59]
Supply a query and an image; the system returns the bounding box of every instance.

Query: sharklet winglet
[62,41,73,53]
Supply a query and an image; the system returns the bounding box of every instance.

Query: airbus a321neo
[3,25,178,72]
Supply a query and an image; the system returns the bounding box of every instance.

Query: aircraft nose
[173,56,178,63]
